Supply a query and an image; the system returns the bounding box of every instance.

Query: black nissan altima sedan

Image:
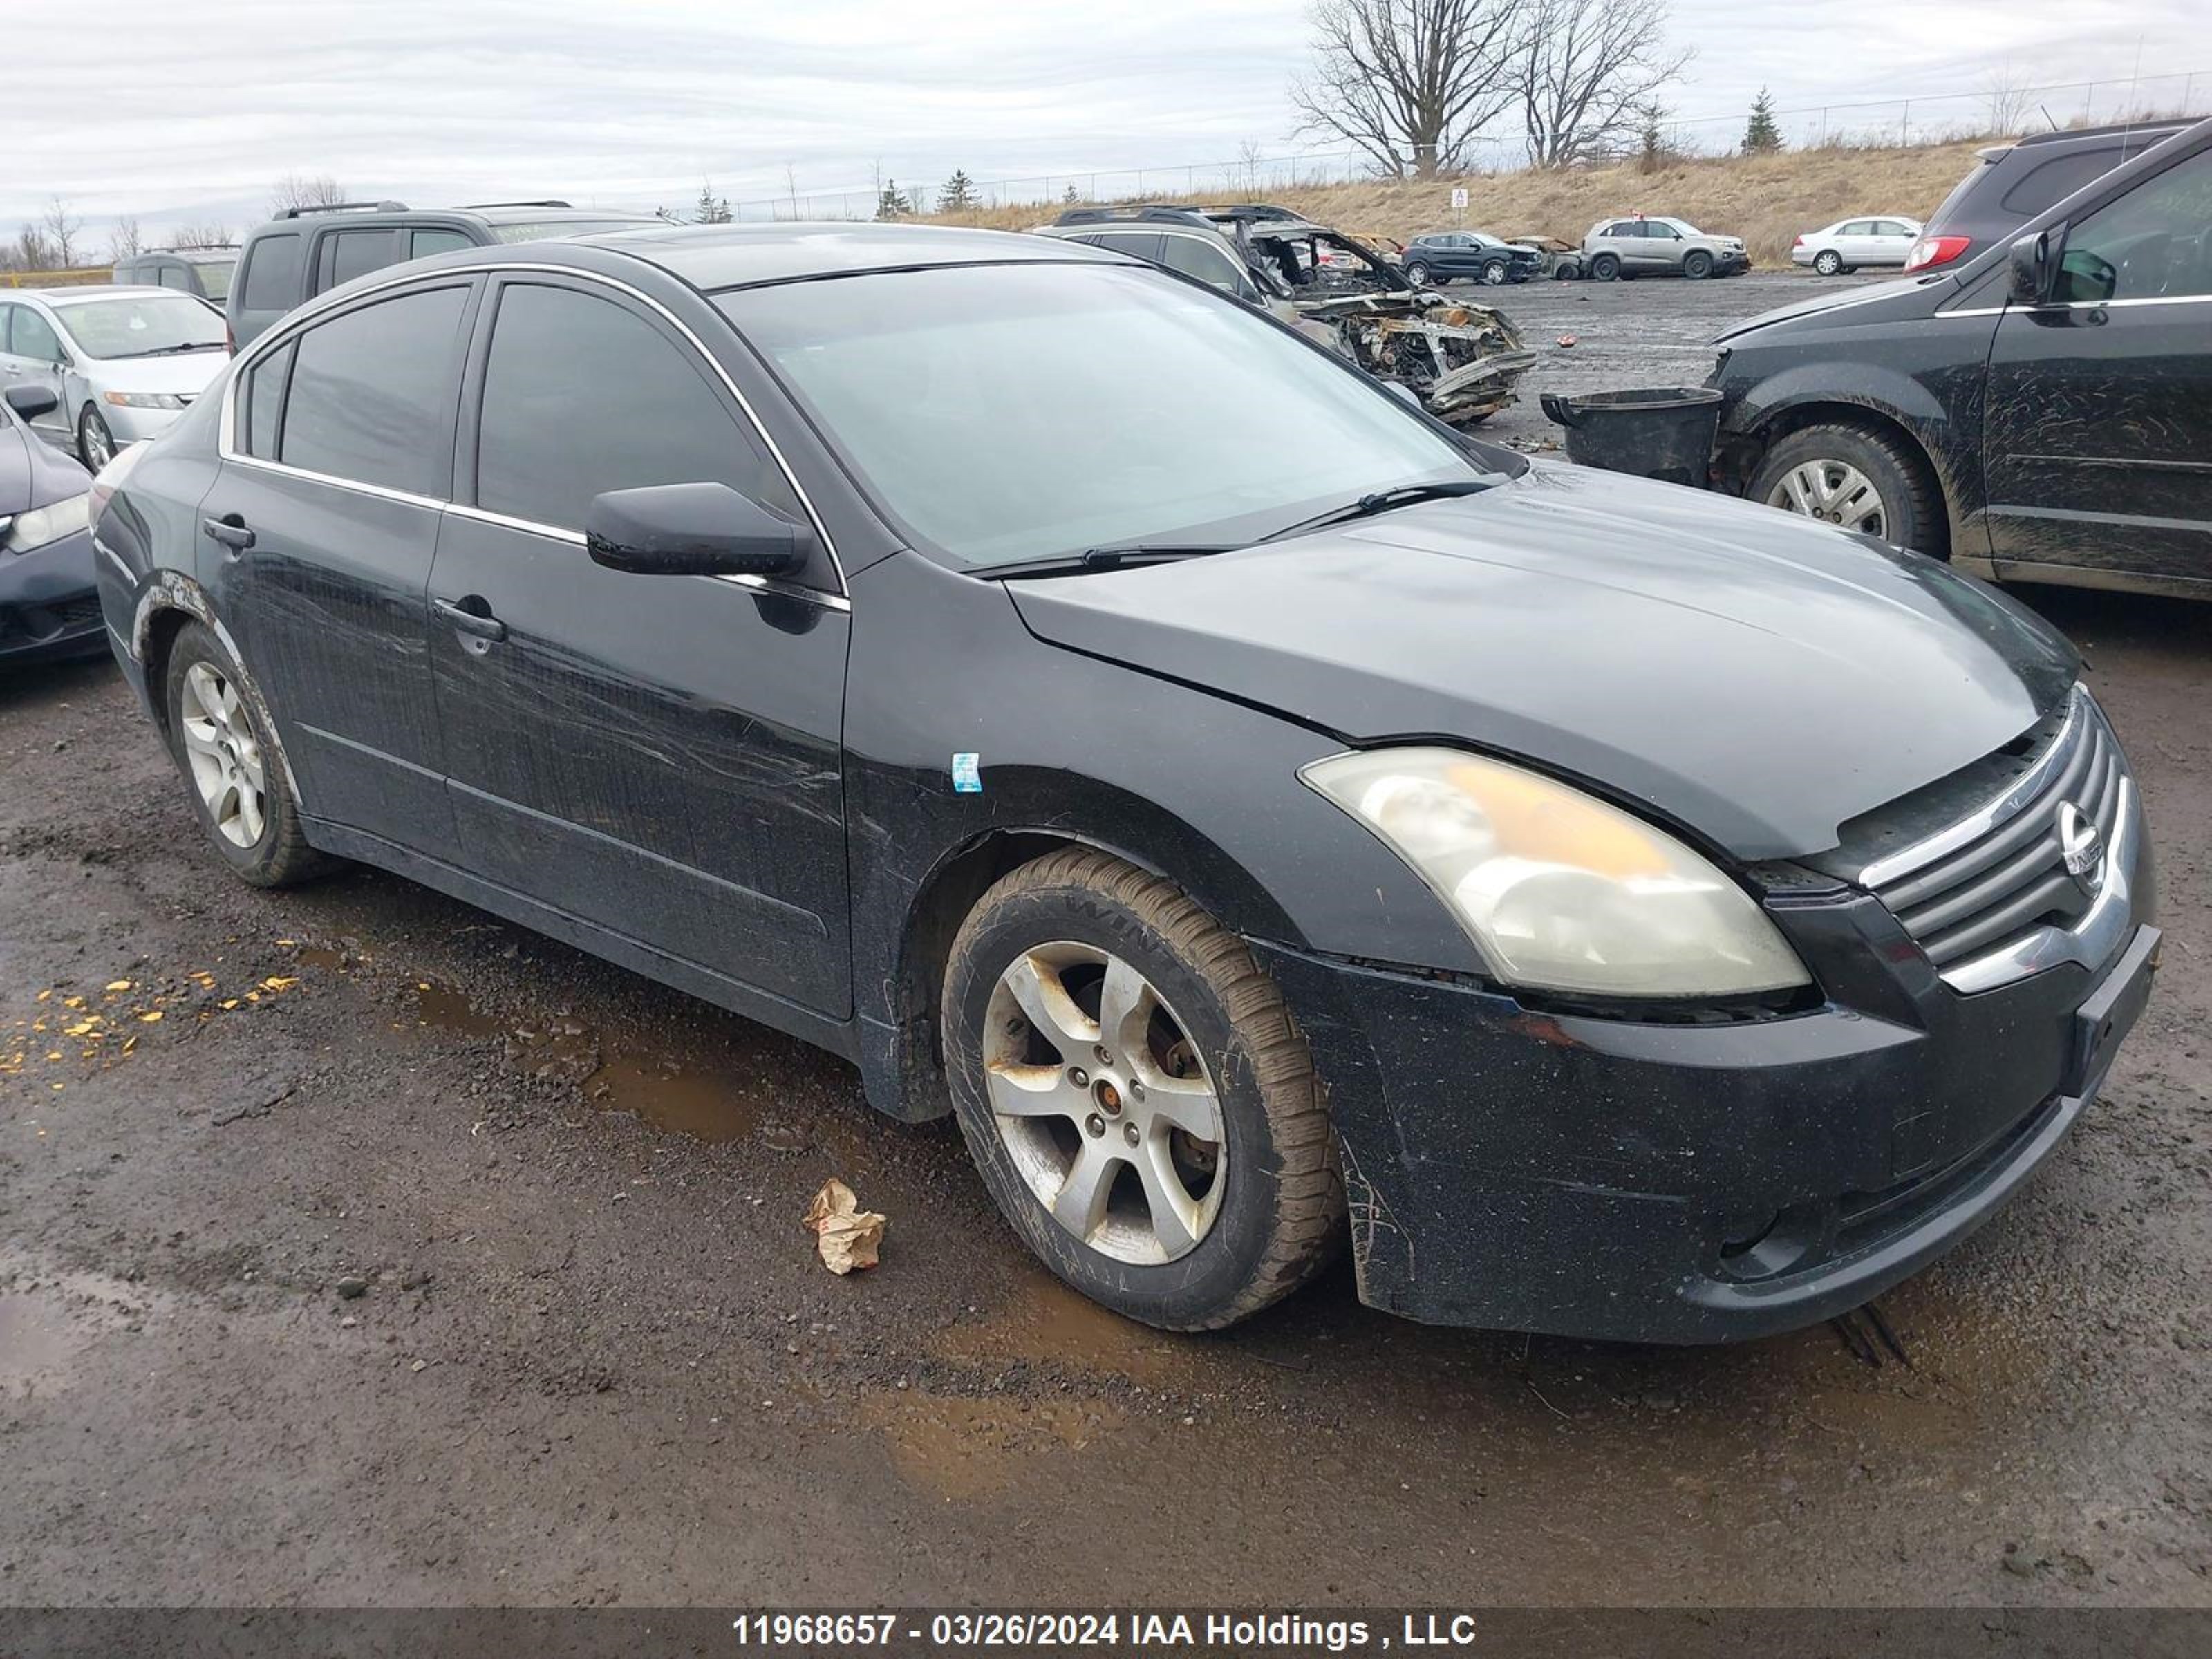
[86,223,2160,1341]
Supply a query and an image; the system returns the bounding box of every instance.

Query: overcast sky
[8,0,2204,241]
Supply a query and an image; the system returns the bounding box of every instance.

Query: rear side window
[1089,230,1166,264]
[158,264,189,290]
[316,229,397,294]
[239,233,303,310]
[279,285,469,496]
[1156,234,1246,296]
[241,340,295,458]
[411,228,476,259]
[472,281,799,534]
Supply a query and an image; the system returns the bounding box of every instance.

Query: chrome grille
[1857,687,2138,993]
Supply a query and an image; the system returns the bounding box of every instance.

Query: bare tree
[269,173,347,216]
[1516,0,1689,168]
[9,224,55,272]
[106,215,145,263]
[171,220,234,249]
[1237,138,1268,196]
[43,196,85,268]
[1983,62,2034,135]
[1291,0,1529,178]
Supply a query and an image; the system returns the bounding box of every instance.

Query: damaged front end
[1301,292,1537,427]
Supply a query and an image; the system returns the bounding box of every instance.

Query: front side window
[2054,146,2212,303]
[50,294,221,359]
[278,285,469,495]
[718,261,1485,570]
[8,305,64,362]
[473,281,798,534]
[240,233,303,310]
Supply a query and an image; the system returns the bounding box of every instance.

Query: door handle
[202,516,255,552]
[433,596,507,643]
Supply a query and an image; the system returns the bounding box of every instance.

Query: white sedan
[0,287,229,469]
[1790,216,1924,276]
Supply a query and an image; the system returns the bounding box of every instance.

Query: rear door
[196,278,479,855]
[1983,141,2212,591]
[311,227,402,297]
[1873,220,1919,264]
[428,272,853,1015]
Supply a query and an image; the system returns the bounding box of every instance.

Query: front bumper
[103,404,185,446]
[0,527,105,664]
[1257,863,2158,1344]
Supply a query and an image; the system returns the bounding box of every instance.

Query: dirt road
[3,275,2209,1609]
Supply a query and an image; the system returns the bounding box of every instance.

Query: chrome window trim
[1943,292,2212,319]
[1856,686,2088,889]
[217,259,848,597]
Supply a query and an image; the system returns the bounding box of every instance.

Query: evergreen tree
[876,180,913,218]
[1743,88,1783,155]
[693,183,733,225]
[937,169,980,213]
[1062,183,1080,204]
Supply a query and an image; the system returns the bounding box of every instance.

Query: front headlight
[1,492,91,555]
[103,391,186,411]
[1302,747,1810,997]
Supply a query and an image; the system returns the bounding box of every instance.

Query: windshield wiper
[983,543,1240,581]
[1259,477,1501,543]
[113,342,219,358]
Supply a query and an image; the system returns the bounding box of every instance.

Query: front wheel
[77,406,115,471]
[1748,422,1945,553]
[1403,260,1432,287]
[1479,258,1508,285]
[161,622,335,887]
[942,848,1342,1331]
[1589,252,1620,281]
[1683,250,1714,280]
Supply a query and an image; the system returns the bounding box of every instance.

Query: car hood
[79,348,230,397]
[1006,465,2077,860]
[1712,272,1951,342]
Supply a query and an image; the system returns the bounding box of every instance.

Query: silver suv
[1582,216,1748,281]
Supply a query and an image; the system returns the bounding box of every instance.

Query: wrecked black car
[96,224,2156,1343]
[1042,205,1535,425]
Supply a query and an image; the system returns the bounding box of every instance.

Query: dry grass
[935,136,1997,268]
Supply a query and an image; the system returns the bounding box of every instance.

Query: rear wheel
[1683,250,1714,279]
[1750,422,1945,553]
[1404,260,1432,287]
[1812,250,1843,275]
[1589,252,1620,281]
[942,848,1341,1331]
[161,622,334,887]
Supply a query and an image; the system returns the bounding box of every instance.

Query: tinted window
[474,282,797,534]
[411,228,476,259]
[2000,149,2125,218]
[10,306,63,360]
[2055,146,2212,303]
[243,339,295,458]
[317,229,396,294]
[1601,221,1635,237]
[279,285,469,495]
[240,233,303,310]
[1088,230,1165,264]
[1156,234,1245,294]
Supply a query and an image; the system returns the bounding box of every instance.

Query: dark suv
[226,200,664,349]
[1402,232,1543,287]
[1904,118,2191,275]
[1712,114,2212,601]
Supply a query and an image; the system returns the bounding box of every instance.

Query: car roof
[27,285,176,306]
[573,221,1117,289]
[2007,116,2193,151]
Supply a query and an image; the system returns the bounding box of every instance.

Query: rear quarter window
[239,233,304,310]
[1999,149,2125,218]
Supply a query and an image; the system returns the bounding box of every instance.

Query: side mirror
[585,481,807,579]
[2008,224,2061,306]
[4,384,59,422]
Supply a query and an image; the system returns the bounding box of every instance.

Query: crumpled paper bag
[803,1178,886,1275]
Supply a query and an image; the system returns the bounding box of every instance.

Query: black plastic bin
[1540,386,1724,487]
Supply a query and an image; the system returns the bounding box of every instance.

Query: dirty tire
[1683,250,1714,279]
[1590,252,1620,281]
[1750,422,1947,556]
[1404,260,1432,287]
[943,847,1342,1331]
[1553,262,1579,281]
[1813,249,1843,276]
[161,621,335,888]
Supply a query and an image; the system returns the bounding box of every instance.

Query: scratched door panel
[427,512,853,1016]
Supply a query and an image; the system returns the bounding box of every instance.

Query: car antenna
[2036,104,2060,132]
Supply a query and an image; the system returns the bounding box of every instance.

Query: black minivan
[1713,114,2212,601]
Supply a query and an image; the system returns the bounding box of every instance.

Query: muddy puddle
[860,1389,1130,1503]
[0,1260,171,1398]
[935,1265,1197,1387]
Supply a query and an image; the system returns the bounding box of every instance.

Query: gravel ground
[3,272,2209,1611]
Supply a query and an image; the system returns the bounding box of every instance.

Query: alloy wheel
[1769,459,1886,538]
[1405,261,1430,286]
[1481,261,1506,285]
[79,411,114,471]
[180,662,267,848]
[984,941,1226,1265]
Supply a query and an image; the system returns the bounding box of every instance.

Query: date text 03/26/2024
[730,1613,1487,1650]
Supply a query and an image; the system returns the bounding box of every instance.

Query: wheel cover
[82,413,113,469]
[1482,263,1505,284]
[180,662,267,848]
[1769,458,1887,538]
[1816,252,1840,274]
[984,942,1227,1266]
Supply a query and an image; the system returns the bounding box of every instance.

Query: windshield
[53,293,225,359]
[489,217,665,244]
[185,256,235,299]
[718,262,1479,570]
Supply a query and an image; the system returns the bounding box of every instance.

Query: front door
[428,273,852,1018]
[196,279,478,857]
[0,303,73,449]
[1983,142,2212,591]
